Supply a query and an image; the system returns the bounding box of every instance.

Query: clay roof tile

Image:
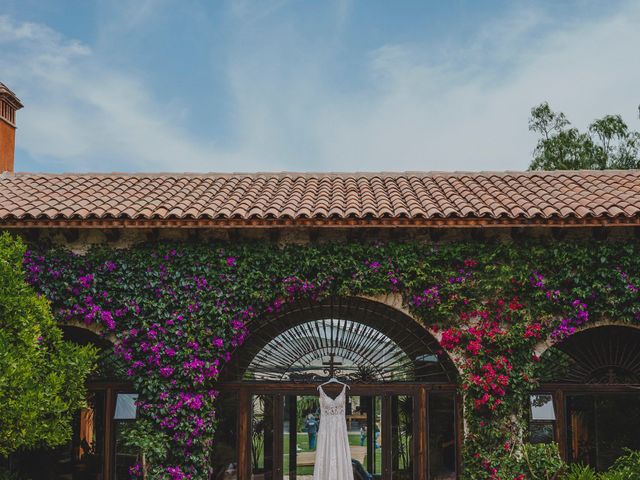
[1,170,639,225]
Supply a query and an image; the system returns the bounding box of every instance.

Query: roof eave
[0,216,637,229]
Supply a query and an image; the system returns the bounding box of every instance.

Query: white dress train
[313,385,354,480]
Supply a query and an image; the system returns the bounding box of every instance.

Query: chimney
[0,83,24,173]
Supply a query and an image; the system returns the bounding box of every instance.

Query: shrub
[0,467,22,480]
[562,450,640,479]
[606,449,640,478]
[0,233,97,455]
[523,443,566,480]
[564,463,598,480]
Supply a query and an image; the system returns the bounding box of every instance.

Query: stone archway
[216,296,460,480]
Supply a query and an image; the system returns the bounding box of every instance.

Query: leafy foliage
[523,443,566,480]
[528,102,640,170]
[23,239,640,479]
[0,233,97,456]
[606,449,640,478]
[563,449,640,479]
[565,463,599,480]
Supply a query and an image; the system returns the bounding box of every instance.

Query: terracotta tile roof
[1,170,639,227]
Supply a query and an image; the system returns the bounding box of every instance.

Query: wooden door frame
[84,381,133,480]
[217,382,458,480]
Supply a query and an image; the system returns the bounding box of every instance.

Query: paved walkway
[296,445,367,466]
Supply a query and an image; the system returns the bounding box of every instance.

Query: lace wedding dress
[313,384,354,480]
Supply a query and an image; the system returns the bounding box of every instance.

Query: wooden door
[223,383,456,480]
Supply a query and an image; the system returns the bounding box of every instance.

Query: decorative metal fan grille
[540,326,640,384]
[225,296,457,383]
[246,318,436,382]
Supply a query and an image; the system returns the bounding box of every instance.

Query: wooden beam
[273,395,284,480]
[104,387,114,480]
[237,390,251,480]
[417,387,428,480]
[456,393,464,480]
[554,389,567,462]
[382,395,392,479]
[216,381,456,395]
[288,395,297,479]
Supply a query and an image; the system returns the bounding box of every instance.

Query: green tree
[0,232,96,456]
[528,102,640,170]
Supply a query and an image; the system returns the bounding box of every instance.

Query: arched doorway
[214,297,459,480]
[536,325,640,471]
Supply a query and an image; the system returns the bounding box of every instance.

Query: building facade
[2,85,640,480]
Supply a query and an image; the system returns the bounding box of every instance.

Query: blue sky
[1,0,639,173]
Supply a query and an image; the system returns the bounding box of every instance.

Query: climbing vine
[23,239,640,479]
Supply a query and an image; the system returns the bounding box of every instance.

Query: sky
[1,0,639,173]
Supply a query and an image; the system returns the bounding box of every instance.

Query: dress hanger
[318,377,350,390]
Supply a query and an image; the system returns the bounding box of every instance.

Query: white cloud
[222,0,640,171]
[0,15,229,172]
[2,1,640,173]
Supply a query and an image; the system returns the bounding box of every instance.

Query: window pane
[529,422,554,444]
[114,393,138,420]
[530,394,555,420]
[114,423,140,478]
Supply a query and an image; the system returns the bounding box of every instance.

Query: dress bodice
[318,385,346,417]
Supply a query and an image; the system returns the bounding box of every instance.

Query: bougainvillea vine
[23,240,640,479]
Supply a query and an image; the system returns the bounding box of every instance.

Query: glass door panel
[283,394,319,478]
[350,395,377,480]
[212,392,239,479]
[428,392,456,480]
[252,394,275,480]
[363,395,383,479]
[567,393,640,471]
[281,393,380,480]
[391,395,414,479]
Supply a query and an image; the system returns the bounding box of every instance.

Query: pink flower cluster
[411,286,441,309]
[551,299,589,340]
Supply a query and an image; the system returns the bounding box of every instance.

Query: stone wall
[4,225,637,252]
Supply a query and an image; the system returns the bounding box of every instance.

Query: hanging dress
[313,385,354,480]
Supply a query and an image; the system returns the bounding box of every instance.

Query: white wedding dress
[313,385,354,480]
